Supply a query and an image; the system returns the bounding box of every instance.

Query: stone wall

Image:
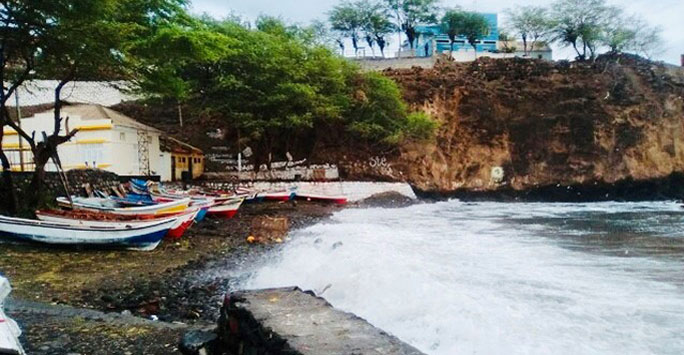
[8,169,123,199]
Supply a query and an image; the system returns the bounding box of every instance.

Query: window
[120,132,126,141]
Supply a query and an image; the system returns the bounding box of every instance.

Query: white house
[2,104,172,180]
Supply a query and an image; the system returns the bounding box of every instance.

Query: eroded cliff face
[348,55,684,195]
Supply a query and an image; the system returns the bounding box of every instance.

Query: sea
[239,201,684,355]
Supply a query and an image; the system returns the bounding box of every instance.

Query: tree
[329,1,365,55]
[441,9,465,55]
[384,0,439,50]
[506,6,553,56]
[361,1,396,57]
[550,0,613,60]
[601,15,663,58]
[459,13,490,56]
[0,0,188,213]
[0,0,52,214]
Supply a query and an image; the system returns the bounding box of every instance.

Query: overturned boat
[0,215,176,251]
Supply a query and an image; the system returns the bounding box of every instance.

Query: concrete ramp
[219,287,424,355]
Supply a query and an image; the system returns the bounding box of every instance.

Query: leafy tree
[0,0,188,213]
[506,6,553,56]
[441,11,490,57]
[384,0,439,50]
[0,0,53,213]
[360,1,396,57]
[601,14,663,58]
[550,0,614,60]
[441,8,466,55]
[329,1,365,55]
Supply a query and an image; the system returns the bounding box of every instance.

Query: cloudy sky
[191,0,683,65]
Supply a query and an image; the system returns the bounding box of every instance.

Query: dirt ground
[0,201,339,354]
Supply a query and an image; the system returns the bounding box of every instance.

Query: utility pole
[14,88,24,171]
[177,102,183,128]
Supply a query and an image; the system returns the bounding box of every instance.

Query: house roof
[160,135,203,155]
[33,104,162,134]
[6,80,139,107]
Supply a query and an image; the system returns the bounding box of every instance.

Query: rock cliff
[345,55,684,199]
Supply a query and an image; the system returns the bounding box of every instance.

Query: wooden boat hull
[263,192,297,201]
[36,209,198,240]
[296,194,348,204]
[207,198,244,219]
[57,197,191,217]
[0,216,175,251]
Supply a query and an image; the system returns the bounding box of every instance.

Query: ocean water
[242,201,684,355]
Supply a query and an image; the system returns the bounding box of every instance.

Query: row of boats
[0,180,347,251]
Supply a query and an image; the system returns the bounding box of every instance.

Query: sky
[190,0,684,65]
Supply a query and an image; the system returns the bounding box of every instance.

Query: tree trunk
[0,149,17,215]
[522,34,528,56]
[27,150,50,211]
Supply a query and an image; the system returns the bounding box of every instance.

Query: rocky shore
[0,201,340,354]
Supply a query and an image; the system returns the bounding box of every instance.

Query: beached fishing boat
[0,215,176,251]
[36,208,199,240]
[296,193,348,204]
[56,197,191,217]
[207,197,245,218]
[262,187,298,201]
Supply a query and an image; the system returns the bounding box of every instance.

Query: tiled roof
[32,104,162,134]
[6,80,139,107]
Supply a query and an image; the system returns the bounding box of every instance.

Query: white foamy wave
[244,201,684,355]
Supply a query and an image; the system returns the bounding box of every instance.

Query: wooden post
[14,89,24,171]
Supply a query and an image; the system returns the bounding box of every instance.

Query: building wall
[1,112,163,177]
[415,13,499,56]
[171,152,204,180]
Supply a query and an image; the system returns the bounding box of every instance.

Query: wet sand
[0,201,339,354]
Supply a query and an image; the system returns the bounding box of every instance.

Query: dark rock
[180,329,218,355]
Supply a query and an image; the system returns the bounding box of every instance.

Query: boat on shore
[56,197,191,217]
[295,193,348,204]
[0,215,176,251]
[207,197,245,218]
[36,208,199,240]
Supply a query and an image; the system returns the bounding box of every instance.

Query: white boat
[35,208,199,240]
[56,197,191,217]
[207,197,245,218]
[0,215,176,251]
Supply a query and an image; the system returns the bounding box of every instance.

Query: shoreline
[1,201,340,354]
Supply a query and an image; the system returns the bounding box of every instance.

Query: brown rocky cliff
[365,55,684,195]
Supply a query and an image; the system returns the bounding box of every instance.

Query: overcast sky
[191,0,683,65]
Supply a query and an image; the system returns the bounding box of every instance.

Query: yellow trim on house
[2,129,17,136]
[76,124,113,131]
[76,138,108,145]
[64,163,112,170]
[1,143,21,149]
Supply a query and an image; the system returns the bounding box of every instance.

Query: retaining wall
[218,287,424,355]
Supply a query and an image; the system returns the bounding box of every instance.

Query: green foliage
[137,16,435,158]
[505,6,553,55]
[385,0,439,49]
[329,1,365,54]
[347,72,436,143]
[440,10,490,52]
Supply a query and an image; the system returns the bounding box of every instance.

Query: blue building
[412,13,499,57]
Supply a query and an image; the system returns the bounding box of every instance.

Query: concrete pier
[219,287,424,355]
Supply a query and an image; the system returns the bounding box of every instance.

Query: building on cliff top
[1,103,202,181]
[395,13,552,62]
